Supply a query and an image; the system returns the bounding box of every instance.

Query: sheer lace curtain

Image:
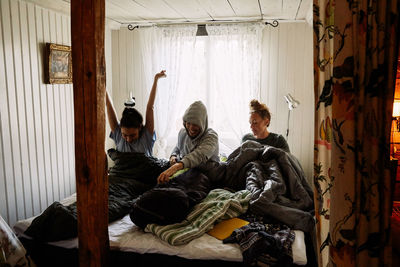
[132,24,262,158]
[206,23,263,154]
[132,25,197,158]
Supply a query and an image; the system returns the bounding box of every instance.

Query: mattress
[13,193,307,265]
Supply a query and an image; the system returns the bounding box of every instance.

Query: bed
[14,193,308,267]
[13,141,316,266]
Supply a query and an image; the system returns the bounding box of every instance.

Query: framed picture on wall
[45,43,72,84]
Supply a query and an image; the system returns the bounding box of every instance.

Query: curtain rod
[126,19,279,31]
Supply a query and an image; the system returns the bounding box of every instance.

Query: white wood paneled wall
[0,0,74,227]
[111,21,314,182]
[260,21,314,182]
[0,0,113,228]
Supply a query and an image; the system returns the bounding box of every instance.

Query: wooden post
[71,0,109,266]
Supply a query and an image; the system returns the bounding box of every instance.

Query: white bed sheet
[13,193,307,264]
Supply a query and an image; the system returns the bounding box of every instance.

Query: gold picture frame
[45,43,72,84]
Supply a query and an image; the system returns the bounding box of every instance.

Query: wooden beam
[71,0,109,266]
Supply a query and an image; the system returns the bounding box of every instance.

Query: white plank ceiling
[23,0,312,25]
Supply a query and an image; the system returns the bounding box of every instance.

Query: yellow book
[207,218,249,240]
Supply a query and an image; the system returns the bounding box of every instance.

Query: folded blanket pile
[223,222,295,266]
[145,189,251,246]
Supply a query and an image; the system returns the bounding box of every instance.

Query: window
[164,34,261,156]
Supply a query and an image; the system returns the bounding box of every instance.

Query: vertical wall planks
[11,0,32,219]
[27,2,46,213]
[35,5,54,207]
[53,12,65,201]
[0,0,84,226]
[275,22,289,136]
[2,0,25,222]
[18,1,38,217]
[61,15,71,198]
[286,23,300,155]
[0,112,8,222]
[0,2,13,223]
[66,16,76,195]
[44,9,60,202]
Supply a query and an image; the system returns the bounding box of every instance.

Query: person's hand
[157,162,183,184]
[169,155,177,165]
[155,70,166,80]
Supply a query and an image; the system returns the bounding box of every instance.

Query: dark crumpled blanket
[108,149,170,185]
[130,168,211,229]
[223,222,295,267]
[24,149,169,242]
[205,141,315,232]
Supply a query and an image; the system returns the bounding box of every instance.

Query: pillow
[0,215,34,266]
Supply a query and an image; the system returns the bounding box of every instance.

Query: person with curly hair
[242,99,290,152]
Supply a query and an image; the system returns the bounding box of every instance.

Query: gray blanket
[206,141,314,232]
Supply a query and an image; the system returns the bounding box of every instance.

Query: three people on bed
[106,70,166,156]
[157,100,219,184]
[242,99,290,153]
[107,74,289,181]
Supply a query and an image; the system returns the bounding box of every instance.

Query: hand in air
[155,70,166,80]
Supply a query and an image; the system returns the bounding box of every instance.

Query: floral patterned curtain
[313,0,400,266]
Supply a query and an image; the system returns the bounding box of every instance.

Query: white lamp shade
[284,93,300,110]
[393,100,400,117]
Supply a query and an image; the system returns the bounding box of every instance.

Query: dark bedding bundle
[206,141,315,232]
[108,148,170,185]
[129,141,314,233]
[24,150,169,242]
[130,168,211,229]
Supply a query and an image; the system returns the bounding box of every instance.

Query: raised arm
[145,70,166,134]
[106,90,118,132]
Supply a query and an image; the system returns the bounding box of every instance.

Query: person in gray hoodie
[157,101,219,184]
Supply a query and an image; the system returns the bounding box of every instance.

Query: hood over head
[182,101,208,138]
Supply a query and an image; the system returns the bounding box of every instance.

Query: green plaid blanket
[145,189,251,246]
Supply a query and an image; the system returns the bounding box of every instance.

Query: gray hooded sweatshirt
[171,101,219,169]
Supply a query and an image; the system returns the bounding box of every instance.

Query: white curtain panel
[132,24,262,157]
[115,22,313,178]
[133,25,197,158]
[206,23,263,153]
